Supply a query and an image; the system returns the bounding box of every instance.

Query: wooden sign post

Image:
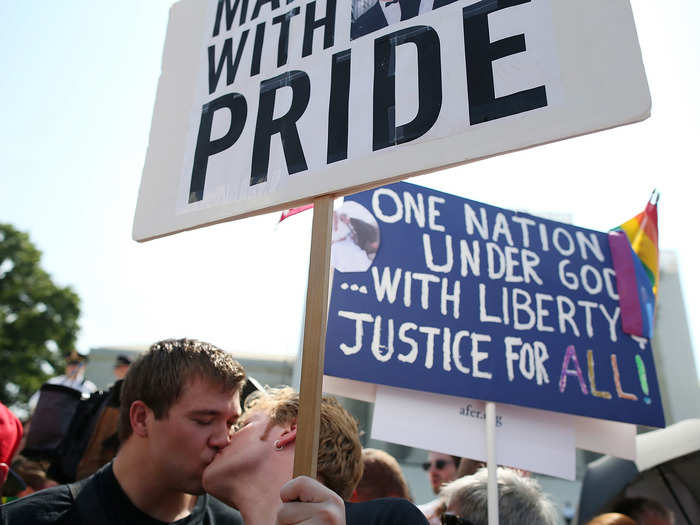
[293,196,334,477]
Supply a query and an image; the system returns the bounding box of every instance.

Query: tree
[0,224,81,410]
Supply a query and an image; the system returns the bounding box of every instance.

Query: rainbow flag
[607,191,659,338]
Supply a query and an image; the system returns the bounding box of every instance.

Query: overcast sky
[1,1,698,380]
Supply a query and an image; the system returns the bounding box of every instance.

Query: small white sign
[372,385,576,479]
[323,375,637,462]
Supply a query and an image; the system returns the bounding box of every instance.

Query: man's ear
[129,401,151,437]
[277,421,297,448]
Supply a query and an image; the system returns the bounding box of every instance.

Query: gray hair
[440,467,558,525]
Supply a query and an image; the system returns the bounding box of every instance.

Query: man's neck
[229,470,288,525]
[239,497,281,525]
[113,445,198,522]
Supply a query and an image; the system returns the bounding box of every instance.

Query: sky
[1,1,699,381]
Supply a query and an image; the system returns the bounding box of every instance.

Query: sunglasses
[441,513,474,525]
[422,459,451,471]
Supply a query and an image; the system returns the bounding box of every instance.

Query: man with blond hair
[204,387,428,525]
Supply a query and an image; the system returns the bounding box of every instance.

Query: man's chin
[179,475,207,497]
[187,485,207,496]
[202,464,225,496]
[202,470,236,506]
[201,477,216,497]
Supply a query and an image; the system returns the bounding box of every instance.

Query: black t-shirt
[345,498,430,525]
[0,463,243,525]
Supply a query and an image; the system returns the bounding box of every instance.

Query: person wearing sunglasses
[417,452,461,525]
[422,452,461,495]
[439,467,558,525]
[440,512,475,525]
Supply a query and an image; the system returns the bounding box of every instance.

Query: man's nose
[209,423,232,449]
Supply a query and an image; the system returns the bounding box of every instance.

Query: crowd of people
[0,338,678,524]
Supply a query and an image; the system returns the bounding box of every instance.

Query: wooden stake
[293,195,334,478]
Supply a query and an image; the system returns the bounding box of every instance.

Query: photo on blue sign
[324,181,665,427]
[331,201,381,272]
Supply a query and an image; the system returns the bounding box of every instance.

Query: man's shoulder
[345,498,430,525]
[1,484,76,524]
[202,495,244,525]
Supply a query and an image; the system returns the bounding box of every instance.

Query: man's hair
[242,387,362,500]
[118,338,245,442]
[355,448,412,502]
[441,467,558,525]
[456,458,485,478]
[11,456,56,491]
[585,513,638,525]
[611,497,674,525]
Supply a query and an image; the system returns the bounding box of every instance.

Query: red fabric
[640,200,659,245]
[0,402,23,465]
[279,204,314,222]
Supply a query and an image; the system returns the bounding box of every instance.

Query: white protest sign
[133,0,650,241]
[371,385,576,479]
[323,375,637,461]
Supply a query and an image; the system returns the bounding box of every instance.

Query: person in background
[45,351,97,395]
[203,387,428,525]
[112,354,132,380]
[351,448,412,502]
[586,513,638,525]
[0,403,23,493]
[4,456,58,498]
[424,452,460,495]
[455,458,485,479]
[610,497,674,525]
[28,351,97,411]
[440,467,558,525]
[1,338,246,524]
[419,452,462,525]
[562,500,576,524]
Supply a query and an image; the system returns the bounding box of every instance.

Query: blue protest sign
[324,182,665,427]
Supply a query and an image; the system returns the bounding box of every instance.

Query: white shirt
[28,372,97,411]
[46,374,97,395]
